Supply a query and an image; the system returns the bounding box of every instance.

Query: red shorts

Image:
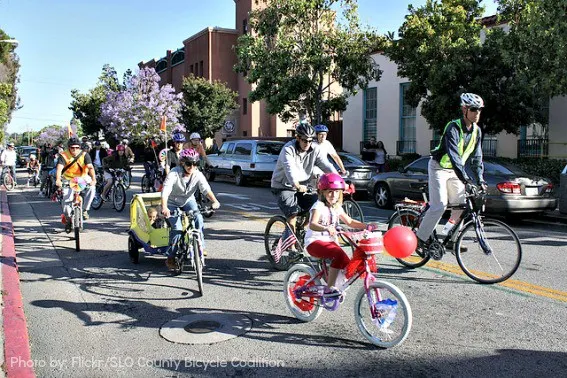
[306,240,350,269]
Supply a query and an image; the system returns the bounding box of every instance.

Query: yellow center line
[227,209,567,302]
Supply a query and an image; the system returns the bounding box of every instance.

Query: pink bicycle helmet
[116,144,126,151]
[179,148,200,163]
[318,173,346,190]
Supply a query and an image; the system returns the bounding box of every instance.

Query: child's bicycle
[57,178,89,252]
[388,184,522,284]
[91,168,127,212]
[283,229,412,348]
[264,185,364,271]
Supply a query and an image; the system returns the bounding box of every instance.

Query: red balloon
[383,226,418,258]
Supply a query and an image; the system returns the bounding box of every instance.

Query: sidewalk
[1,187,35,378]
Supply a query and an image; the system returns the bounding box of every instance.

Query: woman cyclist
[165,131,186,175]
[101,144,129,200]
[161,148,220,270]
[26,154,41,186]
[186,132,210,168]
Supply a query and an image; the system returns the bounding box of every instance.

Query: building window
[363,87,377,142]
[171,50,184,66]
[156,59,167,73]
[199,60,204,77]
[190,64,194,75]
[243,18,248,34]
[399,82,417,154]
[243,131,248,137]
[242,98,248,115]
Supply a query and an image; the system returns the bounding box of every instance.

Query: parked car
[328,152,375,193]
[206,139,285,186]
[367,156,557,215]
[16,146,38,167]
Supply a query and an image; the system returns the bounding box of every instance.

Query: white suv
[206,139,285,186]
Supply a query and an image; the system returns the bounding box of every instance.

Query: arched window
[172,50,184,66]
[156,59,167,73]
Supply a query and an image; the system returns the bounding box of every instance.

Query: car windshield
[339,154,366,165]
[483,161,515,175]
[257,143,283,155]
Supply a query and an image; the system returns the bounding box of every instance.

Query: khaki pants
[416,158,465,242]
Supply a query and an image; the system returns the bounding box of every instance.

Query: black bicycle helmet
[295,122,316,139]
[67,136,81,147]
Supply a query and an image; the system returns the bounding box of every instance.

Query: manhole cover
[184,320,221,334]
[160,313,252,344]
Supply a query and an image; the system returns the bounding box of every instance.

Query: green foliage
[0,28,21,134]
[497,0,567,98]
[235,0,383,125]
[69,64,122,137]
[180,74,238,138]
[387,153,422,172]
[385,0,548,135]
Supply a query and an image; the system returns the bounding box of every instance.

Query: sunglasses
[183,161,199,167]
[69,146,81,150]
[300,138,313,143]
[468,106,483,112]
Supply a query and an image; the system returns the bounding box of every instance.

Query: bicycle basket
[351,231,383,255]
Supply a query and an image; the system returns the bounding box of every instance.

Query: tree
[234,0,383,125]
[497,0,567,98]
[180,75,238,138]
[385,0,547,135]
[0,28,21,143]
[35,125,68,147]
[99,67,183,143]
[69,64,124,137]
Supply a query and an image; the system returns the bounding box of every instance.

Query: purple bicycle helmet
[172,131,186,143]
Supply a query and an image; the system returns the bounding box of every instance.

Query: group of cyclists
[1,92,488,281]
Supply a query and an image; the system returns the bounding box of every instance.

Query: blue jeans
[166,197,204,258]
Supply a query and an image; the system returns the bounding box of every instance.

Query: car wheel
[373,183,392,209]
[234,168,246,186]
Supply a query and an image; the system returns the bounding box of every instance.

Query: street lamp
[0,39,19,46]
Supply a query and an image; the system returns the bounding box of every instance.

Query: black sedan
[331,152,375,193]
[367,156,557,215]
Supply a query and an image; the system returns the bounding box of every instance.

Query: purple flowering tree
[36,125,68,146]
[99,67,184,143]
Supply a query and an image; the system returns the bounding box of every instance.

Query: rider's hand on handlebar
[296,184,308,193]
[365,223,378,232]
[326,225,337,236]
[480,182,488,193]
[465,182,478,195]
[211,201,220,210]
[55,179,62,187]
[162,207,171,218]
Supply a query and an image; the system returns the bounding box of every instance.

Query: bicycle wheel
[192,236,204,296]
[140,174,150,193]
[91,188,103,210]
[455,218,522,284]
[388,209,430,268]
[354,280,412,348]
[264,216,302,271]
[3,172,15,191]
[73,208,81,252]
[342,199,364,223]
[283,264,323,322]
[113,184,126,212]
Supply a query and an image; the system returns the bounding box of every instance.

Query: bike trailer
[129,192,169,254]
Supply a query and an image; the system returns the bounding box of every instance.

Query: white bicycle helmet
[460,93,484,108]
[29,154,37,160]
[189,132,201,140]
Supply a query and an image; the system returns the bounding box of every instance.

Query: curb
[1,188,35,378]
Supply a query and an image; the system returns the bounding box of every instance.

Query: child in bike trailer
[26,154,41,186]
[305,172,372,296]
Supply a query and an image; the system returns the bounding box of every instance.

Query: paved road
[6,168,567,377]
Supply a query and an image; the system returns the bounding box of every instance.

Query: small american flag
[273,228,297,263]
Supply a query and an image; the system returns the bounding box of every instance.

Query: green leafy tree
[235,0,383,124]
[385,0,547,135]
[180,75,239,138]
[1,28,21,142]
[497,0,567,98]
[69,64,124,137]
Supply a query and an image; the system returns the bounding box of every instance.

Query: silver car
[367,157,557,215]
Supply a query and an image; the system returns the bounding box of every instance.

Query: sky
[0,0,498,135]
